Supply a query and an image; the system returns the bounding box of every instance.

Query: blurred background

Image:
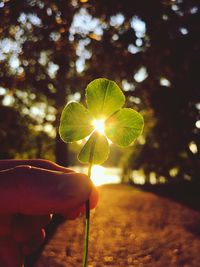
[1,1,200,266]
[0,0,199,187]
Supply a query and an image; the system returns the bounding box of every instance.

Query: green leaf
[78,131,110,164]
[59,102,94,142]
[86,78,125,119]
[105,108,144,146]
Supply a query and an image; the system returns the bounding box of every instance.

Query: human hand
[0,159,98,267]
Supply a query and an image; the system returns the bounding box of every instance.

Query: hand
[0,159,98,267]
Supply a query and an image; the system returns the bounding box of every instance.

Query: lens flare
[92,119,105,134]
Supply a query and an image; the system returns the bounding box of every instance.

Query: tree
[81,0,200,182]
[0,0,199,182]
[0,0,84,165]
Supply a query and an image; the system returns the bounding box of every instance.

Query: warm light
[132,170,145,185]
[92,119,105,134]
[189,141,198,154]
[91,165,121,186]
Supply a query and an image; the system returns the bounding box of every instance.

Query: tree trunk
[54,85,69,166]
[54,54,70,167]
[55,128,69,166]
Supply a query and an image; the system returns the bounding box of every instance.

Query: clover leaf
[59,78,144,267]
[86,78,125,118]
[59,78,144,165]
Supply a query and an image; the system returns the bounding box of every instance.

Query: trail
[36,184,200,267]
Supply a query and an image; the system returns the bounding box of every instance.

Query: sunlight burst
[91,165,121,186]
[92,119,105,134]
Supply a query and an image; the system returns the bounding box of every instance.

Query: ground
[35,184,200,267]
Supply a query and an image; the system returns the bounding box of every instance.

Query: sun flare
[92,119,105,134]
[90,165,121,186]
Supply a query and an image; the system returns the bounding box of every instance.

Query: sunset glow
[90,165,121,186]
[92,119,105,134]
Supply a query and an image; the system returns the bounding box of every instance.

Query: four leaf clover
[59,78,144,165]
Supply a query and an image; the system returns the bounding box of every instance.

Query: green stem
[82,200,90,266]
[82,137,96,267]
[82,164,92,267]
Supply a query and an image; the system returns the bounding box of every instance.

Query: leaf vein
[101,80,110,114]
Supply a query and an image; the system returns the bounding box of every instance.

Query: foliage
[59,78,144,164]
[0,0,199,182]
[0,106,54,159]
[82,0,200,182]
[59,77,143,267]
[0,0,81,164]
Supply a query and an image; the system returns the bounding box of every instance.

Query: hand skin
[0,159,98,267]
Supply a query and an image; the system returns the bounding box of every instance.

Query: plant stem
[82,163,92,267]
[82,202,90,267]
[82,137,96,267]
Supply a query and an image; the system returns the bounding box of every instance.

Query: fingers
[0,214,49,263]
[0,229,45,266]
[22,228,46,255]
[0,165,96,215]
[0,215,49,265]
[0,238,23,267]
[0,159,99,266]
[0,159,73,173]
[64,186,99,219]
[0,215,12,236]
[13,214,51,243]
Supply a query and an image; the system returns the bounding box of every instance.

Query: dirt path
[36,184,200,267]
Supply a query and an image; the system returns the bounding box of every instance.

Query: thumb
[0,166,98,215]
[0,238,23,267]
